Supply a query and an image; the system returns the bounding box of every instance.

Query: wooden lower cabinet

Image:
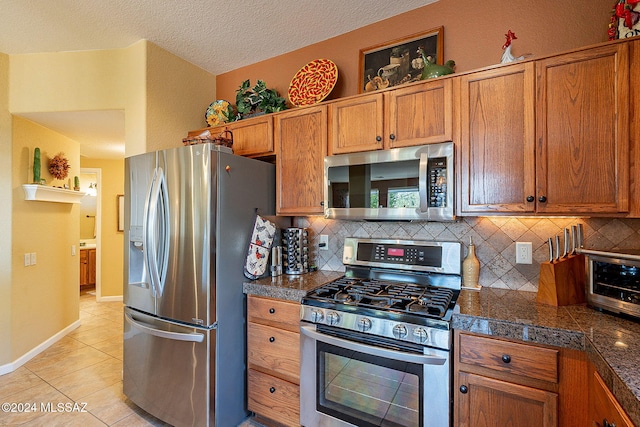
[589,368,634,427]
[457,371,557,427]
[79,248,96,287]
[454,331,589,427]
[246,295,300,427]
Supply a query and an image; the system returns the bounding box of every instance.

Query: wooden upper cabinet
[328,93,383,155]
[385,78,453,149]
[188,114,274,158]
[275,105,327,215]
[457,62,536,214]
[535,43,630,214]
[328,79,453,155]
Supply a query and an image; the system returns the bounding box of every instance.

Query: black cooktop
[302,276,458,322]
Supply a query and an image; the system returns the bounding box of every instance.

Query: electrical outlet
[516,242,532,264]
[319,234,329,251]
[24,253,31,267]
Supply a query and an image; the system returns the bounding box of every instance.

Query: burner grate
[306,277,456,320]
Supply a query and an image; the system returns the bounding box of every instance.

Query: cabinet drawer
[248,322,300,384]
[247,295,300,330]
[459,333,558,383]
[248,369,300,427]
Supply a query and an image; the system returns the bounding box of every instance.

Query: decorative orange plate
[288,59,338,107]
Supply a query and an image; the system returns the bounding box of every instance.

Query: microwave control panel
[428,157,448,208]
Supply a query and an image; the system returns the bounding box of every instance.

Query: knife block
[536,254,586,306]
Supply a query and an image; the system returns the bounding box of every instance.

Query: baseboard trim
[97,295,123,303]
[0,320,81,376]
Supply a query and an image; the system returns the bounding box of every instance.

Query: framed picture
[117,194,124,232]
[359,27,443,93]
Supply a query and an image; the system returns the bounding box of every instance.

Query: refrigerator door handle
[143,167,170,297]
[125,312,204,343]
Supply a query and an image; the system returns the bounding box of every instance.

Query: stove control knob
[392,325,408,339]
[310,309,324,323]
[326,311,341,326]
[413,327,429,343]
[357,317,372,332]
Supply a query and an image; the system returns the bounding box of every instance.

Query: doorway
[79,168,102,299]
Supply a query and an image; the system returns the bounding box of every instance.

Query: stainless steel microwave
[323,142,454,221]
[582,248,640,320]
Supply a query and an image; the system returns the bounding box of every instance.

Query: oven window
[317,340,423,427]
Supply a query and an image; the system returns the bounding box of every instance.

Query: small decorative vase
[463,237,480,289]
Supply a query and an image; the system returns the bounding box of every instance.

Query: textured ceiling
[1,0,436,158]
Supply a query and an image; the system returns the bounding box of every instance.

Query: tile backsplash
[294,216,640,292]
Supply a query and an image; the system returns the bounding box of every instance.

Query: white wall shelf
[22,184,86,204]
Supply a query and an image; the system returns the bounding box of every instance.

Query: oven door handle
[301,325,446,365]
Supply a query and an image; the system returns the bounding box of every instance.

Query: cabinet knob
[320,201,324,207]
[269,308,275,314]
[502,354,511,364]
[269,387,276,394]
[389,134,396,140]
[459,385,468,394]
[526,195,534,202]
[603,418,616,427]
[376,136,382,142]
[269,336,275,343]
[538,196,547,203]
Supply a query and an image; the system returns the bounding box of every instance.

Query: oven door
[300,324,451,427]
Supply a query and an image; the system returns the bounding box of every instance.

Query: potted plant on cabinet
[234,79,287,120]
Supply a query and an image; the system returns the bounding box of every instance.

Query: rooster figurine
[416,47,455,80]
[501,30,525,64]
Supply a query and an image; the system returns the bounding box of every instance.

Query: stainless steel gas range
[300,238,462,427]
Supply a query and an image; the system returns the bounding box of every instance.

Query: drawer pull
[269,336,275,343]
[459,385,468,394]
[269,308,275,314]
[501,354,511,363]
[603,419,616,427]
[269,387,276,393]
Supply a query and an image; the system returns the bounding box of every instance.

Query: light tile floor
[0,289,263,426]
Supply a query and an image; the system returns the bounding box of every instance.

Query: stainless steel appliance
[300,237,462,427]
[282,227,309,275]
[123,144,275,427]
[323,142,454,221]
[582,248,640,319]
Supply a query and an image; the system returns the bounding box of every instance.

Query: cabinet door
[456,371,558,427]
[224,115,274,157]
[328,93,383,155]
[88,249,96,285]
[386,79,453,149]
[536,43,629,214]
[247,369,300,427]
[79,250,88,286]
[275,105,327,215]
[589,370,634,427]
[458,62,536,214]
[187,114,274,158]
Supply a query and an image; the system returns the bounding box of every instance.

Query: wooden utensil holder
[536,254,586,306]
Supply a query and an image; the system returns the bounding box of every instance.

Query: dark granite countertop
[243,273,640,425]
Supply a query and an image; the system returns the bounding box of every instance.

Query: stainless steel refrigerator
[123,144,275,427]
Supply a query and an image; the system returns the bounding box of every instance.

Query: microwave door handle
[300,325,446,365]
[418,152,429,213]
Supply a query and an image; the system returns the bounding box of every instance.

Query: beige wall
[0,53,12,364]
[11,117,81,360]
[81,158,125,298]
[216,0,610,102]
[146,42,217,151]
